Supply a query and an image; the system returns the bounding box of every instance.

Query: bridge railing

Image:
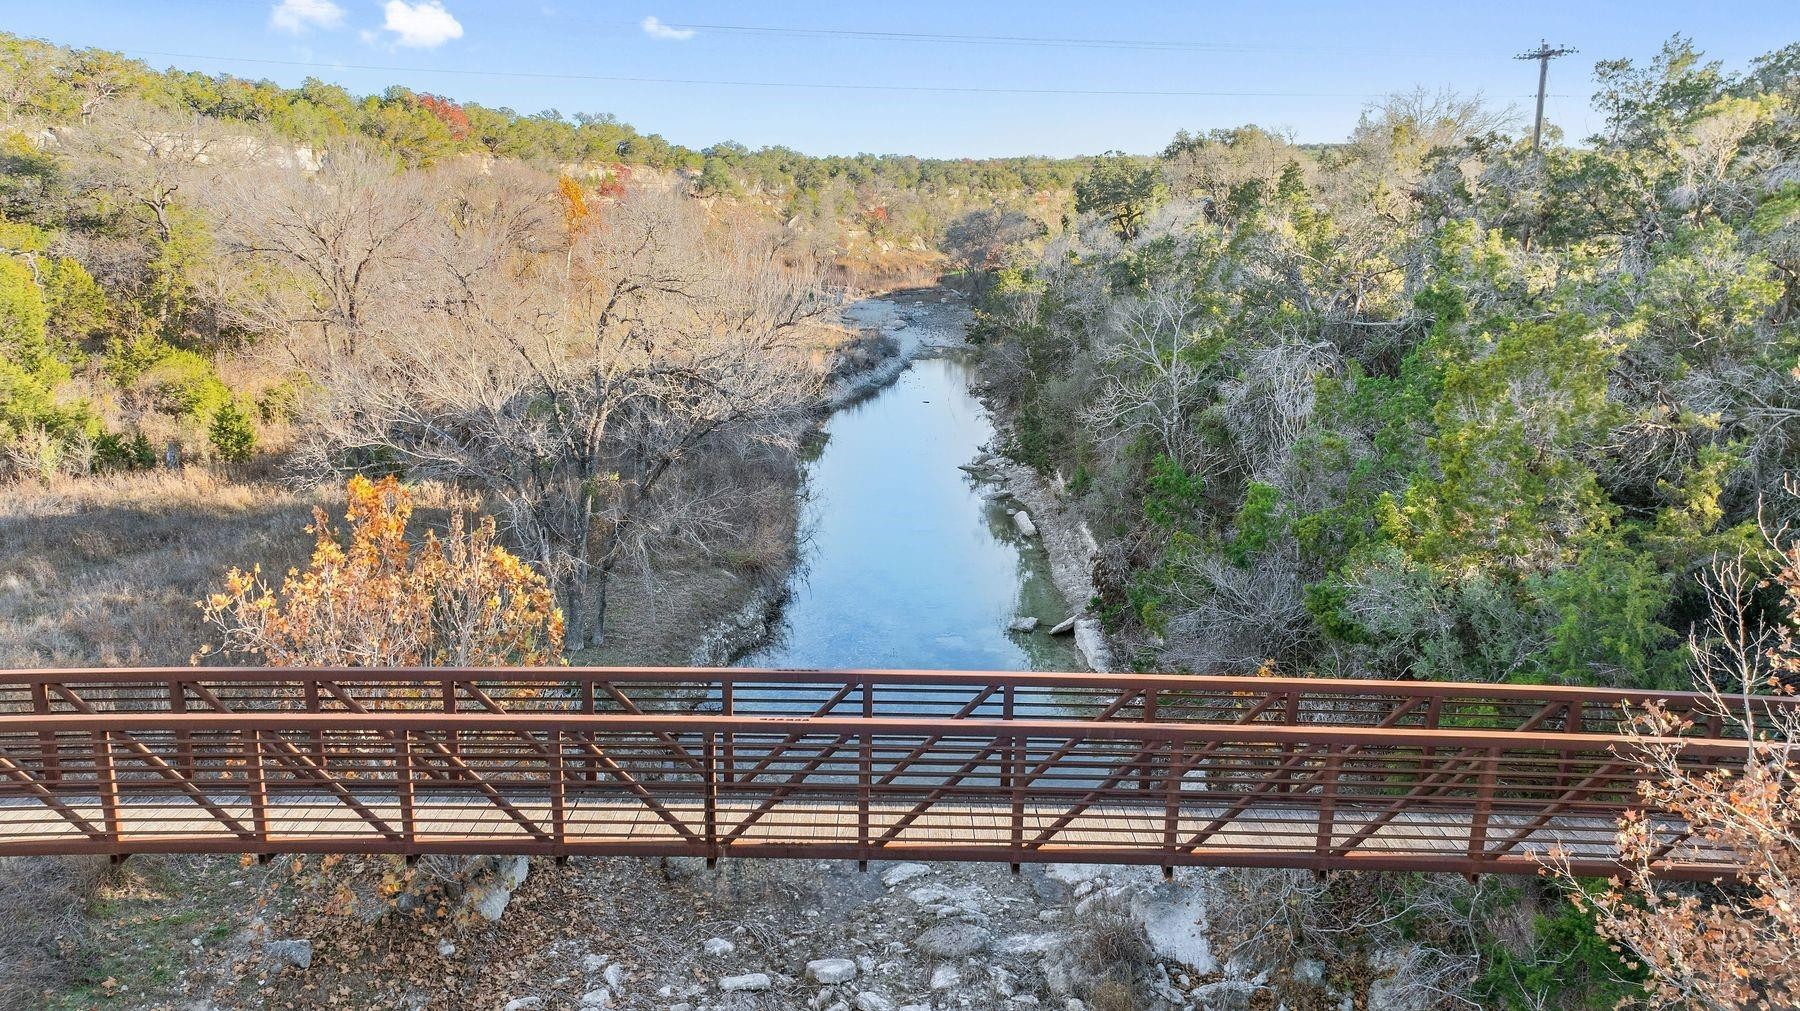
[0,697,1753,879]
[1,667,1787,737]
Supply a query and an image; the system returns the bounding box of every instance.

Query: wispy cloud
[382,0,464,48]
[269,0,345,35]
[640,16,695,41]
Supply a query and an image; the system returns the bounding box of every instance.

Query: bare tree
[211,143,431,362]
[296,182,828,651]
[60,101,235,245]
[1087,281,1213,470]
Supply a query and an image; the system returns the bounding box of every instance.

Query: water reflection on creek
[735,350,1079,714]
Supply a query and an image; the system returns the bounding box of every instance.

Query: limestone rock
[262,939,312,969]
[1191,980,1258,1011]
[466,855,530,922]
[1012,510,1038,538]
[1294,958,1326,987]
[502,999,544,1011]
[1008,617,1040,633]
[915,922,991,959]
[720,973,771,992]
[807,958,859,984]
[855,993,896,1011]
[990,966,1017,996]
[1047,615,1077,635]
[881,863,932,887]
[703,937,736,957]
[930,964,961,990]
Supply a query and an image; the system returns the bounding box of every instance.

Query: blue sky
[8,1,1796,157]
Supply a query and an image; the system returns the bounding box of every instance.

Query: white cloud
[640,16,694,41]
[382,0,464,48]
[270,0,345,34]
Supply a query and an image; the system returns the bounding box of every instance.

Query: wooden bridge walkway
[0,667,1779,879]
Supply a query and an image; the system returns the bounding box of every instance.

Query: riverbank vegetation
[976,37,1798,691]
[969,35,1800,1009]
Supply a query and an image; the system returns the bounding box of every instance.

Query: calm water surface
[738,352,1076,674]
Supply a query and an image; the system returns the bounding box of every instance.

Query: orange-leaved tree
[1552,498,1800,1010]
[199,475,564,666]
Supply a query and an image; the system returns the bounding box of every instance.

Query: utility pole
[1516,40,1577,155]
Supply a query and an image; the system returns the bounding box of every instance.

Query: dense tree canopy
[979,37,1800,692]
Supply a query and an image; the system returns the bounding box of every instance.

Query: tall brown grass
[0,468,329,668]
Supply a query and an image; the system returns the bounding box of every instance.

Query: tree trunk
[557,571,587,658]
[586,567,610,651]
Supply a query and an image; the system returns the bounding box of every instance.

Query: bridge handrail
[0,709,1759,757]
[0,664,1785,708]
[3,666,1788,742]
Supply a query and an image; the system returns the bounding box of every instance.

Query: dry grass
[0,468,333,667]
[1087,976,1142,1011]
[0,856,113,1008]
[1064,895,1156,1007]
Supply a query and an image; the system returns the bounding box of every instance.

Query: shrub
[207,400,256,463]
[1061,895,1155,1005]
[199,475,565,667]
[93,431,156,472]
[137,348,229,420]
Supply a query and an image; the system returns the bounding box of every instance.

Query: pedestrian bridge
[0,667,1777,879]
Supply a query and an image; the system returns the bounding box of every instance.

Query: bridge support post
[1005,685,1022,874]
[1468,747,1499,871]
[1315,744,1340,871]
[704,731,719,867]
[1162,740,1187,878]
[32,682,60,787]
[394,729,415,847]
[169,679,194,782]
[244,728,270,848]
[549,728,567,854]
[858,680,872,872]
[94,729,120,849]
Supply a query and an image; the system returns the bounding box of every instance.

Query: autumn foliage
[415,93,471,140]
[556,174,590,236]
[199,476,564,666]
[1557,504,1800,1009]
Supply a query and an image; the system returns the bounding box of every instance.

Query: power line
[549,16,1500,59]
[104,0,1502,59]
[130,49,1544,100]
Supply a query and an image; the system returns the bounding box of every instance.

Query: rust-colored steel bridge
[0,667,1781,879]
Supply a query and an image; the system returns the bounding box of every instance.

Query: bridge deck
[0,667,1778,878]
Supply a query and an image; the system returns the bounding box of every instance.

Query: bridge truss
[0,667,1780,879]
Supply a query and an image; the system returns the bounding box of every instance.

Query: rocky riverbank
[952,445,1115,674]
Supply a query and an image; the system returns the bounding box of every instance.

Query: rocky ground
[155,851,1349,1011]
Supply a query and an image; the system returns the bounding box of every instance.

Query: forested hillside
[0,31,1085,488]
[977,38,1800,691]
[0,32,1079,280]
